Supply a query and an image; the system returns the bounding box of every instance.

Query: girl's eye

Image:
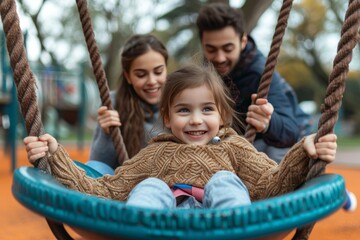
[203,106,214,112]
[178,108,189,113]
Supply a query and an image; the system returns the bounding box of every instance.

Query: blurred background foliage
[13,0,360,135]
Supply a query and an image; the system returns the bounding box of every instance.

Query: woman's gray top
[88,91,162,169]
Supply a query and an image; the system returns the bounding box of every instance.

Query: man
[196,3,311,162]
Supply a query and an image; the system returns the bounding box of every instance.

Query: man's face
[201,26,247,75]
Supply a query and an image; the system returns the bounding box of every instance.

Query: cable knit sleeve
[253,139,310,200]
[229,136,311,201]
[47,144,155,201]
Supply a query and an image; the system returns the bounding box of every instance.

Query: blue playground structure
[0,30,97,172]
[0,31,20,172]
[32,64,88,149]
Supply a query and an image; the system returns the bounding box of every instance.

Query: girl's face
[125,49,167,105]
[164,85,223,145]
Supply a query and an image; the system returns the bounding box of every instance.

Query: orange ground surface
[1,145,359,240]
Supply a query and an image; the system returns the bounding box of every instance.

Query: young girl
[24,64,337,210]
[87,34,168,174]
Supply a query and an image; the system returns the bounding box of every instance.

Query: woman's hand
[97,106,121,134]
[304,133,337,163]
[246,94,274,133]
[24,134,58,164]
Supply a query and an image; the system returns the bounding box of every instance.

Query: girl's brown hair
[114,34,168,158]
[160,63,243,132]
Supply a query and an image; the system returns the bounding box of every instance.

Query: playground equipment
[0,30,20,172]
[33,64,95,149]
[11,163,347,240]
[1,0,359,239]
[0,30,98,171]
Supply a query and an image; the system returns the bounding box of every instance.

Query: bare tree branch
[242,0,275,33]
[18,0,58,64]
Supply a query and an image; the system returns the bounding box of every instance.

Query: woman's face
[125,49,167,105]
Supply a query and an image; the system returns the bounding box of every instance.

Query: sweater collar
[150,127,238,144]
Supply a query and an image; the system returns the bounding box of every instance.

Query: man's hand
[246,94,274,133]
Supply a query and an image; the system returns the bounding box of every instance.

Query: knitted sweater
[48,128,310,202]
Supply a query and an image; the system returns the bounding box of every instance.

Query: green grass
[337,136,360,149]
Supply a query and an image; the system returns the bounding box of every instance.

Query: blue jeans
[126,171,251,209]
[126,177,176,209]
[86,160,115,175]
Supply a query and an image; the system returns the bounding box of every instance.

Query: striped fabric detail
[171,184,204,202]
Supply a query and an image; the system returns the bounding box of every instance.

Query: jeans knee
[130,177,173,198]
[127,178,175,209]
[137,177,169,189]
[203,171,251,208]
[206,170,249,196]
[209,170,237,183]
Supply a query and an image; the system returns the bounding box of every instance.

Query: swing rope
[0,1,73,239]
[75,0,129,165]
[0,0,49,173]
[245,0,294,142]
[293,1,360,239]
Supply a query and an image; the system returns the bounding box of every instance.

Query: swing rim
[12,162,346,240]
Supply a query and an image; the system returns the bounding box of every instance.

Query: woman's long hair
[115,34,168,157]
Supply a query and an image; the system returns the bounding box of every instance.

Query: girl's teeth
[189,131,205,135]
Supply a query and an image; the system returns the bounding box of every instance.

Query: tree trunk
[242,0,275,33]
[103,32,128,90]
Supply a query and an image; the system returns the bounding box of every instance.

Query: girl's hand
[23,134,58,164]
[97,106,121,134]
[246,94,274,133]
[304,133,337,163]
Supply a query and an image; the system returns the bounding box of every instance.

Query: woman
[87,34,168,174]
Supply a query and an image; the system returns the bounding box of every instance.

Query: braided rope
[245,0,294,142]
[0,0,71,238]
[292,0,360,239]
[75,0,129,164]
[0,0,50,172]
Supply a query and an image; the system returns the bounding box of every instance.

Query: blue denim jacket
[228,36,311,148]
